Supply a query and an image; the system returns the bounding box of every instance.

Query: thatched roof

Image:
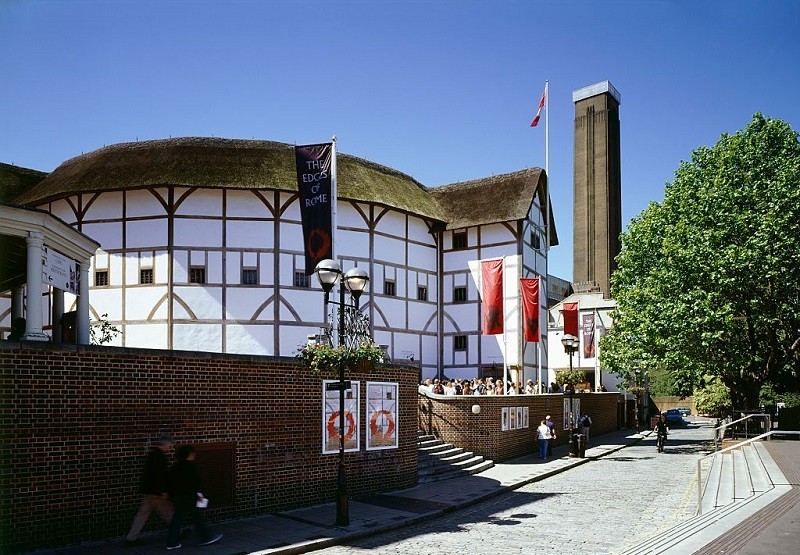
[431,168,558,246]
[0,163,47,203]
[12,138,554,241]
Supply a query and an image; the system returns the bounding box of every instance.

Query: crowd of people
[421,377,569,395]
[124,436,223,550]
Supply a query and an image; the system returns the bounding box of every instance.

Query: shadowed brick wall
[418,390,624,461]
[0,342,418,553]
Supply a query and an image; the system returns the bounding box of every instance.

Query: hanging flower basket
[297,339,384,375]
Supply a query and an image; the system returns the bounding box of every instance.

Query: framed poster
[366,381,398,450]
[562,398,581,431]
[523,407,529,428]
[501,407,509,431]
[517,407,524,429]
[509,407,517,430]
[322,380,360,454]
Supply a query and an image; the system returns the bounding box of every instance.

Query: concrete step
[428,446,466,460]
[700,453,724,514]
[416,432,494,483]
[732,448,753,500]
[744,443,771,493]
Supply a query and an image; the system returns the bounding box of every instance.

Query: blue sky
[2,0,799,280]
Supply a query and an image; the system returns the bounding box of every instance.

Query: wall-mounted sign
[42,247,78,294]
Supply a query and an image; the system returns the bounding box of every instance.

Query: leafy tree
[90,313,121,345]
[694,376,731,417]
[600,114,800,410]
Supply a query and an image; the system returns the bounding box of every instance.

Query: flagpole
[543,79,550,394]
[331,135,338,260]
[502,256,509,394]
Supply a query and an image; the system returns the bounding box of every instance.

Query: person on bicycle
[654,414,669,452]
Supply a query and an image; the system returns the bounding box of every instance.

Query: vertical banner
[563,302,579,337]
[295,143,333,274]
[582,313,596,358]
[322,380,360,454]
[520,277,540,342]
[366,382,398,450]
[481,259,504,335]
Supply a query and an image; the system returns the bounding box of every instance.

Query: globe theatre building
[5,137,556,382]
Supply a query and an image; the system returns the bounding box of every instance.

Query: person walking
[165,445,223,550]
[124,436,174,547]
[545,415,557,457]
[536,420,552,459]
[578,412,592,442]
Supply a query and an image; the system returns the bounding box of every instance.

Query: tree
[90,313,121,345]
[600,114,800,410]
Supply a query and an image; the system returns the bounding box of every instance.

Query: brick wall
[0,343,418,553]
[418,391,624,462]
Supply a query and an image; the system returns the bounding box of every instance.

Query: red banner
[582,313,595,358]
[520,277,540,342]
[563,302,579,337]
[481,259,503,335]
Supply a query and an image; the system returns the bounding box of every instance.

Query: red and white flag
[530,86,546,127]
[563,302,579,337]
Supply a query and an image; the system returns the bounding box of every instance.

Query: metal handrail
[714,413,771,450]
[697,429,800,515]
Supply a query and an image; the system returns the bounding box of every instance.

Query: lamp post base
[335,461,349,526]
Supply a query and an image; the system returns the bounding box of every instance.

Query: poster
[523,407,529,428]
[509,407,517,430]
[322,380,360,454]
[562,398,581,431]
[366,381,398,450]
[501,407,509,431]
[517,407,524,429]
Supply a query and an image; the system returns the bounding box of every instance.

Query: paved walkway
[25,423,799,555]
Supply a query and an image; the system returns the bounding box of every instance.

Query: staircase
[417,431,494,483]
[621,439,790,555]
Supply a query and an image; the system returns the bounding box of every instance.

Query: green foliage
[647,367,679,397]
[601,114,800,409]
[694,376,731,417]
[90,313,121,345]
[297,339,384,374]
[777,392,800,409]
[555,368,588,387]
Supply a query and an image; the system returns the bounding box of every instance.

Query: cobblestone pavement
[315,421,715,555]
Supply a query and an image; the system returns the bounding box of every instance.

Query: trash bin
[576,433,586,458]
[569,434,586,458]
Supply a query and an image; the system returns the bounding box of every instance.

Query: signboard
[322,380,360,454]
[42,247,78,294]
[366,382,398,450]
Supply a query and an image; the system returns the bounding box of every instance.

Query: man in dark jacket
[124,436,174,546]
[165,445,222,549]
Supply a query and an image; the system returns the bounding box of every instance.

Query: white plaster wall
[89,288,123,321]
[278,288,322,324]
[337,227,369,259]
[173,251,188,282]
[84,192,123,220]
[408,302,436,330]
[174,219,222,248]
[208,251,222,283]
[374,296,406,328]
[226,323,273,355]
[373,210,406,236]
[227,220,273,249]
[173,323,222,352]
[260,253,275,285]
[408,215,435,245]
[124,323,169,349]
[47,198,77,225]
[155,251,169,283]
[224,286,270,320]
[175,188,222,216]
[124,286,169,320]
[281,222,305,253]
[109,254,124,287]
[124,253,140,285]
[226,190,271,217]
[82,222,122,250]
[127,219,168,249]
[172,286,223,319]
[126,189,168,218]
[442,304,475,332]
[407,242,436,269]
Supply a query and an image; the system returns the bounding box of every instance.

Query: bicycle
[656,431,667,452]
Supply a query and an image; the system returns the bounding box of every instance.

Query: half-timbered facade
[5,138,556,380]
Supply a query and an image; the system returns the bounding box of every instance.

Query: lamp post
[314,259,370,527]
[633,367,641,433]
[561,333,579,453]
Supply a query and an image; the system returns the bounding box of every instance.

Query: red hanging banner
[520,277,540,342]
[563,302,579,337]
[481,259,504,335]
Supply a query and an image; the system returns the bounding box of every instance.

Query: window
[95,270,109,287]
[453,232,468,250]
[384,280,396,296]
[241,268,258,285]
[417,285,428,301]
[293,271,310,288]
[189,267,206,284]
[454,335,467,351]
[530,232,541,250]
[454,286,467,303]
[140,268,154,284]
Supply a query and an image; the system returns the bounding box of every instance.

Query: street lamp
[561,333,579,454]
[314,258,370,527]
[633,367,642,433]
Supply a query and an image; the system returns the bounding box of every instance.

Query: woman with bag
[165,445,223,550]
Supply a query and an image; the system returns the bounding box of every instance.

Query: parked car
[663,409,685,426]
[676,407,691,417]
